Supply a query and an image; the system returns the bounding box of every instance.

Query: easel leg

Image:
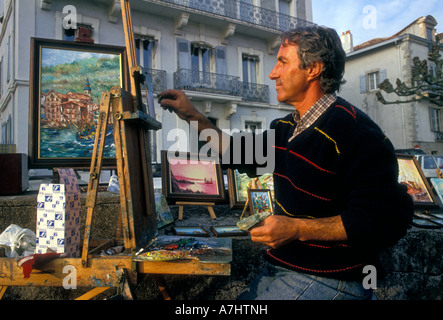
[179,205,184,220]
[0,286,7,299]
[75,287,110,300]
[207,206,217,220]
[154,275,171,300]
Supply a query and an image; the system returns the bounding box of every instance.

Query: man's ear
[307,61,324,81]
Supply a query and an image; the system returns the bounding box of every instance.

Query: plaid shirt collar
[289,93,336,142]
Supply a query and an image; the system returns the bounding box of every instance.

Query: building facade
[0,0,312,174]
[339,15,443,155]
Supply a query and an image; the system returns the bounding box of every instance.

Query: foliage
[376,42,443,107]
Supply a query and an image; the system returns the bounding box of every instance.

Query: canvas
[28,38,127,168]
[227,169,274,209]
[161,151,225,203]
[397,154,438,207]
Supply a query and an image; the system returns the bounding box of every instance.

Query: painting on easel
[28,37,127,168]
[161,151,226,203]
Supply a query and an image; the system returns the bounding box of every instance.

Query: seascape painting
[28,38,127,168]
[161,151,226,203]
[169,158,219,195]
[39,47,122,159]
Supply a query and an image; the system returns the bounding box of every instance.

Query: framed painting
[173,226,209,237]
[227,169,274,209]
[210,226,248,237]
[248,189,274,215]
[161,150,226,203]
[397,154,438,208]
[28,37,128,168]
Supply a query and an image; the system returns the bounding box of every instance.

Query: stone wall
[0,192,442,300]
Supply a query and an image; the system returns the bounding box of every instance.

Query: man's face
[269,44,310,106]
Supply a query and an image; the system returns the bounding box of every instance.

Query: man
[158,25,413,300]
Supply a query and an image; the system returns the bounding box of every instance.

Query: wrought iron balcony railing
[160,0,313,32]
[174,69,241,96]
[240,82,270,103]
[173,69,270,103]
[145,68,167,92]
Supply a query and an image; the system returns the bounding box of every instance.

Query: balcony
[157,0,313,32]
[173,69,270,103]
[240,82,269,103]
[173,69,241,96]
[145,68,167,92]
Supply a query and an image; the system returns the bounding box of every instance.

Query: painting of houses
[37,46,123,160]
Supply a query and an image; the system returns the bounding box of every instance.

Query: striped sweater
[224,96,413,280]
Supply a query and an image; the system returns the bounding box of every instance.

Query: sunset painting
[161,151,226,203]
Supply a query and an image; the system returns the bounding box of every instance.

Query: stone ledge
[0,192,442,300]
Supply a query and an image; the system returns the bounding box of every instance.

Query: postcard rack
[0,0,231,300]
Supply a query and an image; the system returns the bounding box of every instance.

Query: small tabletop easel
[239,177,263,220]
[176,201,216,220]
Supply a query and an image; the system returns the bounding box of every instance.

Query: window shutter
[215,46,227,75]
[379,69,387,84]
[360,74,367,93]
[177,38,191,70]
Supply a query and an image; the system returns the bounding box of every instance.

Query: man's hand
[158,89,202,122]
[249,215,299,248]
[249,214,348,248]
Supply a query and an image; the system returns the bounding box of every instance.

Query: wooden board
[0,256,230,287]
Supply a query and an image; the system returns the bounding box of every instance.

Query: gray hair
[280,25,346,93]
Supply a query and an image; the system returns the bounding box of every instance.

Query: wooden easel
[177,201,217,220]
[81,0,161,267]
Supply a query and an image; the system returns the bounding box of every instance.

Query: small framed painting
[173,226,209,237]
[161,150,225,203]
[248,189,274,215]
[397,154,438,208]
[210,226,248,237]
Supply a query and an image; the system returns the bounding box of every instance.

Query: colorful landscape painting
[249,190,273,214]
[38,46,122,159]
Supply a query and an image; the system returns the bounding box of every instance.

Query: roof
[353,15,438,51]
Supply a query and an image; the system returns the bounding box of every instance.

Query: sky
[311,0,443,47]
[41,48,116,67]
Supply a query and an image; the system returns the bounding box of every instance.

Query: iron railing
[174,68,241,96]
[240,81,270,103]
[160,0,314,32]
[145,68,167,92]
[173,69,270,103]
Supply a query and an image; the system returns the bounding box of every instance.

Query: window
[430,107,443,132]
[1,114,12,145]
[0,59,2,99]
[63,23,93,42]
[135,37,154,69]
[242,54,259,84]
[245,121,262,132]
[426,27,434,41]
[360,69,386,93]
[191,43,211,74]
[368,71,379,91]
